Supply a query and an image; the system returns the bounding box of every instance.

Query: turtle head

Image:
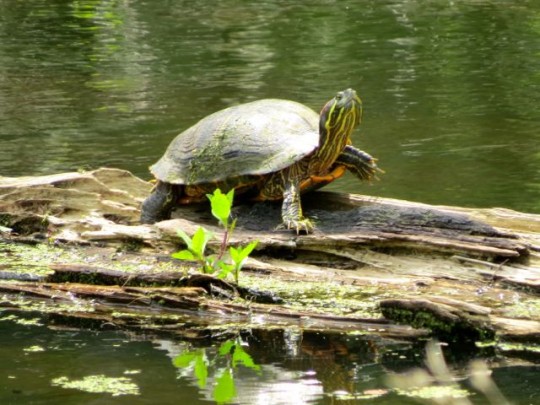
[319,88,362,142]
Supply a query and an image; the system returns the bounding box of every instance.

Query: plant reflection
[173,337,261,404]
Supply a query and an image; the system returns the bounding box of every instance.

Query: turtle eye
[336,92,343,101]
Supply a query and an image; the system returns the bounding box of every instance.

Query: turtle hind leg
[140,182,177,224]
[335,145,383,182]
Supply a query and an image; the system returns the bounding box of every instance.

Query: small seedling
[219,241,258,284]
[173,227,215,274]
[172,188,258,283]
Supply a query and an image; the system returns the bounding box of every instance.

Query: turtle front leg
[335,145,382,182]
[281,179,314,233]
[140,181,176,224]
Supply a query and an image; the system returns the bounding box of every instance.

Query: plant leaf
[176,229,193,249]
[226,188,235,206]
[230,241,258,269]
[213,368,236,404]
[228,217,237,235]
[216,261,234,279]
[218,340,235,356]
[229,246,240,264]
[171,250,195,261]
[239,241,258,261]
[208,189,232,228]
[191,227,213,258]
[232,345,261,372]
[203,255,217,274]
[172,352,197,368]
[194,353,208,388]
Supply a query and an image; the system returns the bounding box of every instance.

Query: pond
[0,0,539,213]
[1,0,539,404]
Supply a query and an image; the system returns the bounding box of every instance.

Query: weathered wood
[47,263,186,286]
[153,197,530,260]
[1,168,539,348]
[380,297,540,343]
[45,263,283,303]
[379,298,496,343]
[1,168,535,260]
[0,280,426,339]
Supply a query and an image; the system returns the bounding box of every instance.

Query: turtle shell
[150,99,320,185]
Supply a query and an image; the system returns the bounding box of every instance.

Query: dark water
[0,0,539,213]
[1,312,539,405]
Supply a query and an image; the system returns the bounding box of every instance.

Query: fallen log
[1,168,534,260]
[0,168,539,349]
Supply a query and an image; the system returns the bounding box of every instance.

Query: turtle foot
[277,218,315,234]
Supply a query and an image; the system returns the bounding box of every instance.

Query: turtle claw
[278,218,314,234]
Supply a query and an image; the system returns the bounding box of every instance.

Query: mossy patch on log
[379,298,496,343]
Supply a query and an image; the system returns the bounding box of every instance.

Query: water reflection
[0,0,539,214]
[2,313,538,404]
[159,329,389,404]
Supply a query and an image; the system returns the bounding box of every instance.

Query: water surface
[0,0,539,212]
[1,313,539,404]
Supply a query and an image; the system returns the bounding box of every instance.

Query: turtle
[140,88,379,232]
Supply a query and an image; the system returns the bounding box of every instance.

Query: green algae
[381,305,496,343]
[0,314,44,326]
[23,345,45,353]
[240,273,383,318]
[395,385,471,401]
[51,375,140,396]
[1,294,96,315]
[330,389,389,401]
[501,297,540,320]
[0,241,62,276]
[0,239,190,280]
[498,342,540,354]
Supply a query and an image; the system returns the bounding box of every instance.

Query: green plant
[172,189,258,283]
